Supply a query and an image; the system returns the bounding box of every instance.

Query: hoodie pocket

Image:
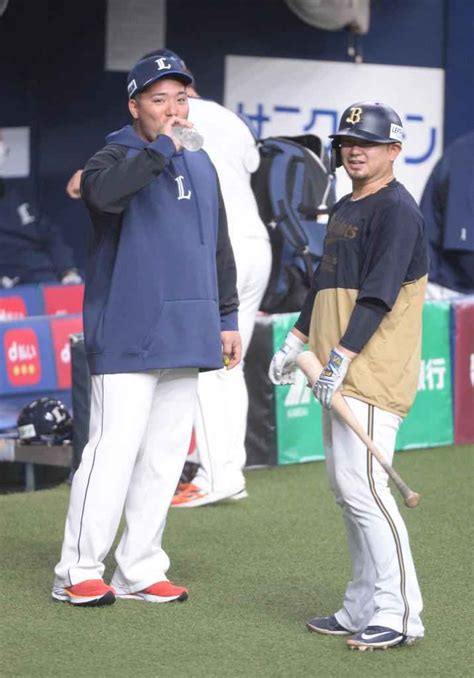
[143,298,221,358]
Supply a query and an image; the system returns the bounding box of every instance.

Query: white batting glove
[268,332,305,385]
[312,348,351,409]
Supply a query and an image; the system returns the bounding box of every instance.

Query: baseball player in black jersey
[269,102,427,651]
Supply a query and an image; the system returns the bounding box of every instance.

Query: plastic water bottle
[171,125,204,152]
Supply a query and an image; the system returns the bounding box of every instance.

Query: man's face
[340,137,401,182]
[128,77,189,142]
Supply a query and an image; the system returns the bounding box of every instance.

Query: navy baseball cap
[139,48,187,69]
[127,54,193,99]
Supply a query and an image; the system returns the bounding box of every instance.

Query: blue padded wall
[0,0,471,269]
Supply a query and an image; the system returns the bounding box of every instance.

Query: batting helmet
[17,397,73,444]
[329,101,404,169]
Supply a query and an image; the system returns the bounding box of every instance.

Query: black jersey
[315,180,427,307]
[307,180,428,417]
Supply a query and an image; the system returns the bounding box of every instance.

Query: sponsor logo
[0,297,27,321]
[127,79,137,97]
[360,630,399,641]
[50,316,83,389]
[4,328,41,386]
[389,123,404,142]
[417,357,446,391]
[18,423,36,440]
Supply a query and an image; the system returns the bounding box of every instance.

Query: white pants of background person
[192,237,271,498]
[323,397,424,638]
[54,368,198,591]
[425,281,465,301]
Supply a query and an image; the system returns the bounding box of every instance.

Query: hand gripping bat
[296,351,420,508]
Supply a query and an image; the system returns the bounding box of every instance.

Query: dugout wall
[68,298,474,471]
[0,0,472,271]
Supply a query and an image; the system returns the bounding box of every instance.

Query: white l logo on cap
[155,57,172,71]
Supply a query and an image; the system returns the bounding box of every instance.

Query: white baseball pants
[323,397,424,638]
[54,368,198,592]
[425,281,465,300]
[193,237,271,495]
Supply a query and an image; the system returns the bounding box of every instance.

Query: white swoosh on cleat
[360,631,399,641]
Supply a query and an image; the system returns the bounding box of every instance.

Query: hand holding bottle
[160,116,203,152]
[171,124,203,151]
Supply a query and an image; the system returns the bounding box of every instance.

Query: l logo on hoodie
[17,203,36,225]
[175,175,191,200]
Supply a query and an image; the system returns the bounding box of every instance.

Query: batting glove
[312,348,351,409]
[268,332,305,385]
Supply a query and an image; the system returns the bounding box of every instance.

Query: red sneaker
[175,481,195,493]
[52,579,115,606]
[172,486,248,508]
[117,581,188,603]
[171,483,206,506]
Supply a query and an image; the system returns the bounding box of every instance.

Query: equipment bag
[251,133,335,313]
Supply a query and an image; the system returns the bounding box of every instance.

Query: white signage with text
[224,56,444,202]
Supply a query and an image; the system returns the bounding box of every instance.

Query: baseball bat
[296,351,420,508]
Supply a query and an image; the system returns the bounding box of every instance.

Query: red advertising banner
[4,327,42,386]
[453,298,474,444]
[0,296,27,322]
[50,316,83,389]
[43,284,84,316]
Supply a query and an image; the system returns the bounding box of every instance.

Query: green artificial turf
[1,445,473,678]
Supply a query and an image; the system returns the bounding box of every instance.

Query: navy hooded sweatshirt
[80,125,239,375]
[0,179,77,283]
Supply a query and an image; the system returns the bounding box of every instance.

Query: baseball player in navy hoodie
[52,55,241,606]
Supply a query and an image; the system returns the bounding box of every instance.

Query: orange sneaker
[52,579,115,606]
[172,485,248,508]
[175,481,198,494]
[116,581,188,603]
[171,483,206,506]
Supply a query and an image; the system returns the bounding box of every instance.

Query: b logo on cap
[346,107,362,124]
[155,57,172,71]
